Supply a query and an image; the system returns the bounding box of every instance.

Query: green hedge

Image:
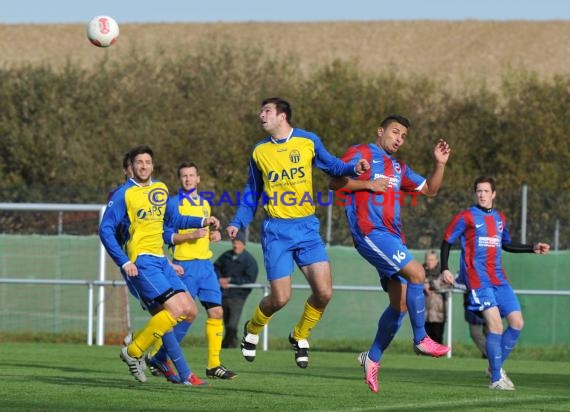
[1,41,568,247]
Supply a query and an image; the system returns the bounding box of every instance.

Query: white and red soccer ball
[86,15,119,48]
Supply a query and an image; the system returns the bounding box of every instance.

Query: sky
[2,0,569,24]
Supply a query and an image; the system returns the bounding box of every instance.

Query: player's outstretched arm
[422,139,451,197]
[533,242,551,255]
[204,216,220,230]
[441,269,455,285]
[329,176,389,192]
[354,158,370,175]
[226,225,239,239]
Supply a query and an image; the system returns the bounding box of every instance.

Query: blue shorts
[380,274,407,292]
[173,259,222,306]
[127,254,187,310]
[120,267,141,301]
[466,283,521,317]
[356,230,414,281]
[262,215,329,281]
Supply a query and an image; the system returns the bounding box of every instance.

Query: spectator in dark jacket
[214,232,259,348]
[423,250,449,344]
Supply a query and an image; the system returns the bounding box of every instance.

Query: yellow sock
[206,318,224,369]
[293,301,323,340]
[247,305,272,335]
[127,309,178,358]
[148,337,163,358]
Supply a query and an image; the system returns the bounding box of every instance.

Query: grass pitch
[1,343,569,411]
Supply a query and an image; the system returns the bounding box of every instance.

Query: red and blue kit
[341,143,425,244]
[339,143,425,278]
[443,205,512,290]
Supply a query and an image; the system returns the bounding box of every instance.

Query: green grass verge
[2,332,569,361]
[1,342,569,411]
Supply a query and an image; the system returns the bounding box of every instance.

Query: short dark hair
[129,145,153,164]
[380,115,411,130]
[473,176,496,192]
[177,161,199,177]
[122,151,131,170]
[262,97,292,123]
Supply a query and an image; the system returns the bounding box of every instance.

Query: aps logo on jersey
[267,150,305,182]
[267,167,306,182]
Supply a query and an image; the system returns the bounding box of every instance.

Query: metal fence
[1,278,569,357]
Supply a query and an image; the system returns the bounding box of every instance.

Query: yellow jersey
[168,194,213,261]
[229,128,356,228]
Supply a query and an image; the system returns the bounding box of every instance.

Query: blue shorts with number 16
[355,230,414,281]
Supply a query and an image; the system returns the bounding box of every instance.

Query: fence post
[87,283,94,346]
[446,291,453,358]
[97,206,107,346]
[262,285,269,351]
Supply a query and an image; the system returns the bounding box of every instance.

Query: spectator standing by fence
[423,250,448,344]
[215,232,259,349]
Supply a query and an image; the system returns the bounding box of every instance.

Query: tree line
[1,40,568,248]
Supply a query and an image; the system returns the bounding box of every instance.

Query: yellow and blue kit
[229,128,358,279]
[99,179,205,304]
[230,128,358,227]
[163,194,222,306]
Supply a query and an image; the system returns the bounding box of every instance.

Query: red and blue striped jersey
[443,205,512,289]
[340,143,425,243]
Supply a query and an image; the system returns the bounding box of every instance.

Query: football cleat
[120,346,147,382]
[181,373,210,387]
[206,365,238,380]
[414,335,450,357]
[288,333,309,369]
[241,321,259,362]
[362,353,380,393]
[146,355,179,382]
[489,377,515,390]
[486,368,515,389]
[357,351,368,367]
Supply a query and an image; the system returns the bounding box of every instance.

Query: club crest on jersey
[289,150,301,163]
[497,221,503,233]
[393,162,401,174]
[148,188,168,206]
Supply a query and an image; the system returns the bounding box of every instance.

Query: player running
[99,145,219,383]
[440,175,550,390]
[154,161,237,380]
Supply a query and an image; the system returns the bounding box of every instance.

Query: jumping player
[330,114,451,393]
[226,97,369,369]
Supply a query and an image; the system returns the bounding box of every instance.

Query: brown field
[1,20,569,87]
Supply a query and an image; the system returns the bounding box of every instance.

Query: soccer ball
[86,15,119,48]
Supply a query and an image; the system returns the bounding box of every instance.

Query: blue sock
[406,282,427,344]
[501,327,521,364]
[153,341,169,363]
[153,322,192,374]
[162,330,191,382]
[174,321,191,343]
[486,332,503,382]
[369,306,405,362]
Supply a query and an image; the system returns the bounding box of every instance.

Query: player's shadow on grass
[257,363,570,391]
[3,361,100,374]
